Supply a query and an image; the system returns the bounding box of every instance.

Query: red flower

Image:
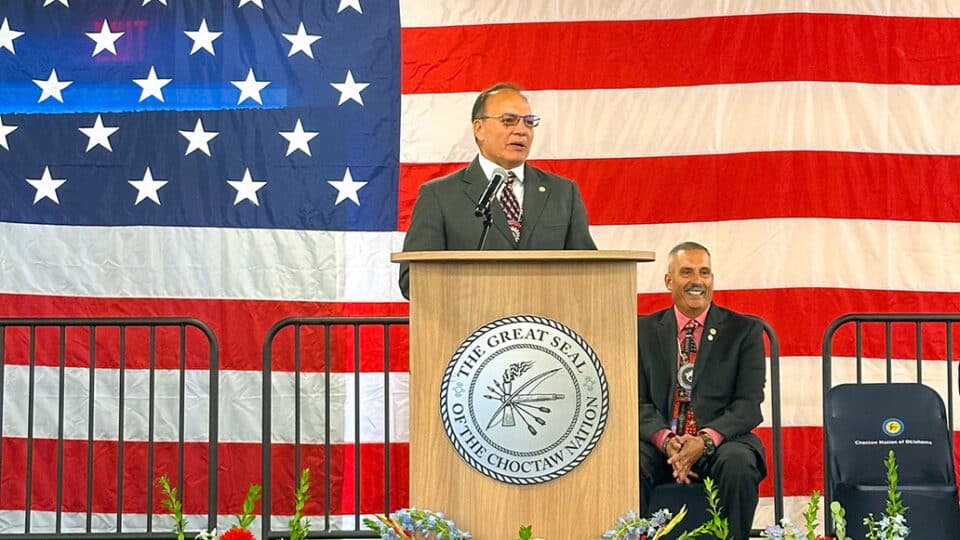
[220,528,256,540]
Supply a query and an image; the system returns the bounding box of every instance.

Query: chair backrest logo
[882,418,904,437]
[439,315,609,485]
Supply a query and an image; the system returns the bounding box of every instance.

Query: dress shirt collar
[477,154,525,183]
[673,304,711,336]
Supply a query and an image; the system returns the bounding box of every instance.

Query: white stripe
[2,366,410,444]
[0,512,213,535]
[755,496,832,535]
[760,355,960,428]
[0,222,405,302]
[401,84,960,163]
[592,218,960,293]
[400,0,960,27]
[0,513,354,538]
[8,218,960,298]
[6,357,958,438]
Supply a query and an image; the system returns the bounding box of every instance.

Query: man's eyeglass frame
[475,113,541,128]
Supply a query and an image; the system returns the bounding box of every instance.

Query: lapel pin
[539,186,546,192]
[707,328,717,341]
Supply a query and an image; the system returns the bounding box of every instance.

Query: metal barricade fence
[260,317,408,540]
[0,318,219,540]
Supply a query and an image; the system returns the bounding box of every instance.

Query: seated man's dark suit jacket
[637,304,767,475]
[399,157,596,298]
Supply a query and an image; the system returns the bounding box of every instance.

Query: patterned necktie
[671,320,699,435]
[499,171,522,243]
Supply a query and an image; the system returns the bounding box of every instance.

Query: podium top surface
[391,249,655,263]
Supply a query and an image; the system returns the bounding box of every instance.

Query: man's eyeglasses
[476,113,541,128]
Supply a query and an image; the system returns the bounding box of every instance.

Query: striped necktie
[671,320,699,435]
[499,171,522,243]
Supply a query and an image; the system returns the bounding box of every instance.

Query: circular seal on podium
[439,315,609,485]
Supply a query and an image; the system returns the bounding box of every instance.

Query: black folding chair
[824,383,960,539]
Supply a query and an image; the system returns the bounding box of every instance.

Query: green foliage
[830,501,848,540]
[155,475,187,540]
[288,469,311,540]
[883,450,905,518]
[802,491,820,540]
[518,524,533,540]
[677,477,730,540]
[235,483,262,530]
[863,450,910,540]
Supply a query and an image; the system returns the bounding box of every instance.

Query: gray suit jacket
[637,304,767,469]
[398,158,596,298]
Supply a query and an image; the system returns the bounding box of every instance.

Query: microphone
[473,168,507,217]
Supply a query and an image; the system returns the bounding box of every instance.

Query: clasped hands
[664,434,706,484]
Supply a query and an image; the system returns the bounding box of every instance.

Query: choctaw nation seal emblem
[439,315,609,485]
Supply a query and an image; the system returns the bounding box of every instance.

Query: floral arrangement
[601,507,687,539]
[602,477,729,540]
[363,508,471,539]
[762,450,908,540]
[156,468,310,540]
[761,490,829,540]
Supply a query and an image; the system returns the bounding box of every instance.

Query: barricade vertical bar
[146,326,156,533]
[0,327,5,496]
[949,323,955,434]
[262,325,274,540]
[25,326,36,533]
[86,326,96,533]
[117,326,127,532]
[382,323,391,516]
[885,322,893,382]
[294,324,302,487]
[915,322,923,381]
[206,324,219,532]
[323,324,332,534]
[855,320,863,383]
[766,322,784,524]
[353,324,361,527]
[56,326,66,534]
[177,325,186,520]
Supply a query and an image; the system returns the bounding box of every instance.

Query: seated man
[638,241,766,539]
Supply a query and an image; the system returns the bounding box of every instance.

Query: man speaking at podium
[638,242,766,540]
[398,82,596,299]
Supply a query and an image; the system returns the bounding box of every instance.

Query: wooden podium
[391,250,654,540]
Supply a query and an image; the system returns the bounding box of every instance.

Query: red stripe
[0,295,409,372]
[757,426,822,498]
[5,288,960,369]
[0,439,408,515]
[402,14,960,93]
[398,152,960,229]
[4,430,957,508]
[641,288,960,359]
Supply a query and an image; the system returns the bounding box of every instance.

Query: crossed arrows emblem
[484,363,565,435]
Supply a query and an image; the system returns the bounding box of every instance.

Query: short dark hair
[668,241,711,258]
[471,82,525,121]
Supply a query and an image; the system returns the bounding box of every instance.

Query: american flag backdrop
[3,0,960,535]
